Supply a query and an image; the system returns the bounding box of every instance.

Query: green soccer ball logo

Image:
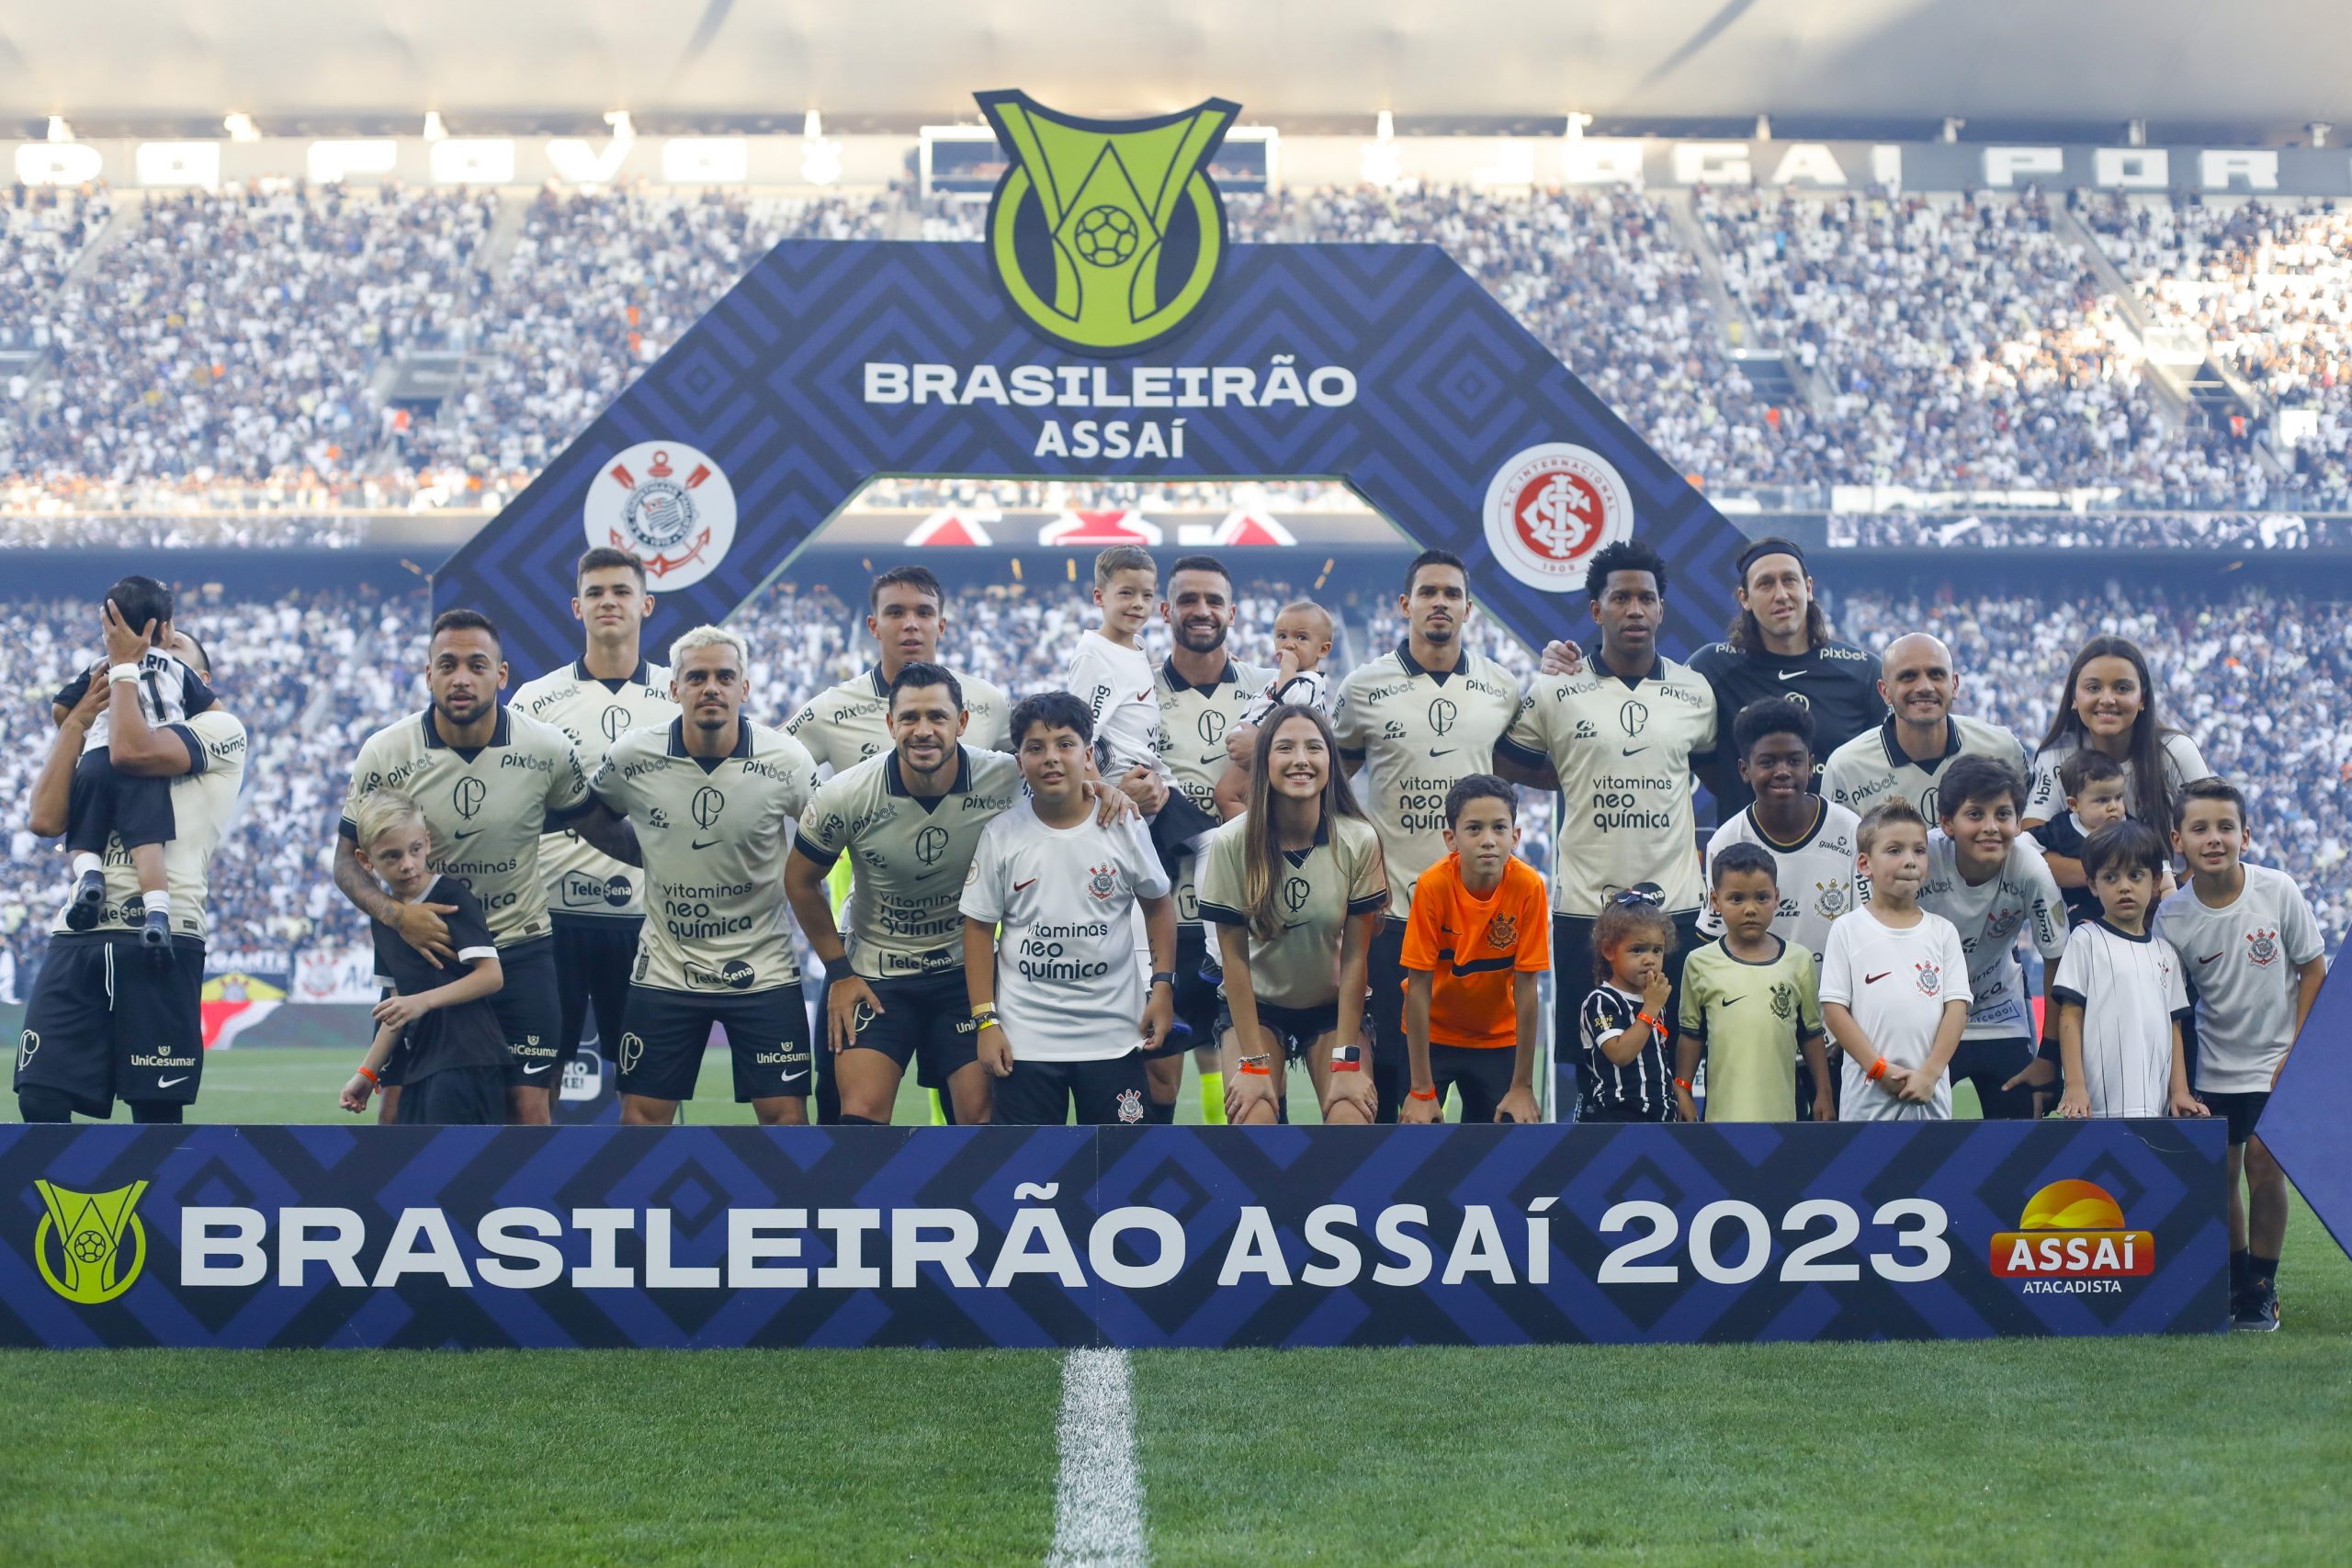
[1072,205,1140,267]
[71,1232,109,1265]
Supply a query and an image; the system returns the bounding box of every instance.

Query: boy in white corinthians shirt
[963,692,1177,1125]
[2052,820,2206,1124]
[1064,547,1222,879]
[2155,778,2327,1332]
[1819,800,1971,1122]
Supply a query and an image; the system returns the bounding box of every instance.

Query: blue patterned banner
[0,1122,2224,1348]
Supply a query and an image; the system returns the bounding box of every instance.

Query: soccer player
[17,620,246,1123]
[1821,633,2028,825]
[337,789,508,1126]
[786,663,1037,1125]
[962,693,1177,1126]
[587,626,820,1126]
[1150,555,1272,1123]
[511,547,680,1089]
[333,608,630,1125]
[1577,893,1679,1123]
[1397,775,1547,1125]
[1541,537,1881,816]
[1698,697,1860,966]
[2023,636,2210,845]
[2030,750,2128,928]
[2155,778,2327,1331]
[2051,819,2205,1123]
[52,581,218,950]
[1333,548,1536,1122]
[1497,538,1717,1108]
[1897,756,2068,1120]
[1819,800,1972,1122]
[1196,707,1389,1126]
[1677,843,1833,1123]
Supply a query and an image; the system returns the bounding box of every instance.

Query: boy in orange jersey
[1399,774,1549,1123]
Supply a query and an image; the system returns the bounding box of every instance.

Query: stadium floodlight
[1564,111,1592,143]
[801,109,842,186]
[422,111,447,143]
[1940,117,1964,143]
[1362,109,1401,190]
[2311,121,2335,148]
[2126,119,2147,148]
[1754,114,1771,141]
[223,112,260,143]
[605,110,636,140]
[45,116,74,142]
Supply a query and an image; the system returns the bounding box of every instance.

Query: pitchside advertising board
[0,1122,2226,1348]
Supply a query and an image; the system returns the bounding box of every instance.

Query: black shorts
[1215,994,1341,1055]
[492,938,563,1089]
[2203,1089,2270,1146]
[1430,1043,1521,1123]
[994,1050,1149,1126]
[1367,917,1411,1122]
[394,1065,509,1125]
[67,747,175,854]
[1149,924,1222,1060]
[617,982,813,1103]
[14,934,204,1115]
[552,914,639,1063]
[1949,1035,2036,1121]
[845,967,978,1087]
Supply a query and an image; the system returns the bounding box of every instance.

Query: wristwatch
[1149,971,1176,990]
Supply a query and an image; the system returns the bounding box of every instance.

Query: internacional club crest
[582,440,738,588]
[1482,442,1636,593]
[977,89,1239,355]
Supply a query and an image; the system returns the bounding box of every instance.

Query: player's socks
[1199,1069,1227,1124]
[64,868,106,930]
[2229,1247,2252,1300]
[71,852,101,878]
[838,1113,886,1125]
[17,1089,74,1122]
[930,1089,951,1126]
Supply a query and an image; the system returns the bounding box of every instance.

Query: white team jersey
[588,718,818,995]
[75,647,209,753]
[1241,667,1330,727]
[54,709,249,942]
[960,800,1170,1063]
[2154,867,2325,1093]
[1895,829,2068,1041]
[783,663,1013,776]
[1154,656,1274,925]
[1499,651,1716,918]
[512,658,679,920]
[1822,714,2028,826]
[1330,643,1524,919]
[2051,921,2190,1117]
[1065,630,1165,780]
[1696,800,1860,964]
[2026,731,2210,823]
[1819,905,1972,1122]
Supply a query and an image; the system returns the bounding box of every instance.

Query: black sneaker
[64,869,106,931]
[2233,1279,2281,1333]
[141,906,172,956]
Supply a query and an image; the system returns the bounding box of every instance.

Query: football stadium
[6,3,2352,1562]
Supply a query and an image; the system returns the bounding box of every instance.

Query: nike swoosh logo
[1721,997,1744,1008]
[1865,972,1891,984]
[523,1063,551,1075]
[692,837,721,850]
[1198,752,1226,765]
[1622,746,1647,756]
[1778,670,1804,682]
[156,1075,189,1088]
[453,829,482,841]
[780,1069,808,1084]
[2198,951,2224,964]
[1430,748,1456,758]
[1440,924,1456,934]
[1015,878,1038,892]
[916,868,944,882]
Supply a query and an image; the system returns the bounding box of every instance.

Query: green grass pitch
[5,1048,2348,1565]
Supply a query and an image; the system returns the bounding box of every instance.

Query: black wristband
[1150,971,1176,989]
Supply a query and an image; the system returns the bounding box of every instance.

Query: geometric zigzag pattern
[437,243,1749,676]
[0,1122,2223,1348]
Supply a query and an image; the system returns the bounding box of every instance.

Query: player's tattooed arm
[571,801,641,866]
[28,670,108,836]
[333,837,458,967]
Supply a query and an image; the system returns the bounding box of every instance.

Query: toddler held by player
[1215,599,1335,818]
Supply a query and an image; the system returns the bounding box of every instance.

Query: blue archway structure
[436,240,1745,671]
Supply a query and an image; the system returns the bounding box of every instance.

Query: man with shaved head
[1821,632,2030,825]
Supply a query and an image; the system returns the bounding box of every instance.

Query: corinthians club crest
[582,440,738,588]
[977,90,1238,355]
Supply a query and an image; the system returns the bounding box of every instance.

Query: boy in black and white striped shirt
[2051,820,2207,1122]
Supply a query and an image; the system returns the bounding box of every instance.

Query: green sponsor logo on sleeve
[976,90,1239,355]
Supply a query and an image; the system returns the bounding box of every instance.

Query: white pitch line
[1046,1348,1148,1568]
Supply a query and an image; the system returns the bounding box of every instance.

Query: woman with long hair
[1194,706,1389,1125]
[2022,635,2210,882]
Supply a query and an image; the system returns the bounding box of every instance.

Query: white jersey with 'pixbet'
[784,663,1013,775]
[2155,866,2324,1094]
[2051,921,2190,1117]
[589,718,817,994]
[1499,653,1717,918]
[339,707,592,946]
[1330,643,1521,919]
[1154,657,1273,924]
[1823,714,2027,825]
[1903,829,2067,1041]
[1697,800,1860,964]
[960,801,1170,1063]
[512,658,678,920]
[1819,906,1972,1122]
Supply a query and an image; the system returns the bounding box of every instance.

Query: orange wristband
[1408,1087,1439,1102]
[1238,1061,1272,1077]
[1636,1012,1664,1032]
[356,1065,381,1088]
[1673,1077,1692,1093]
[1867,1057,1889,1083]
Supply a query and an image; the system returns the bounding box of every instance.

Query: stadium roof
[8,0,2348,135]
